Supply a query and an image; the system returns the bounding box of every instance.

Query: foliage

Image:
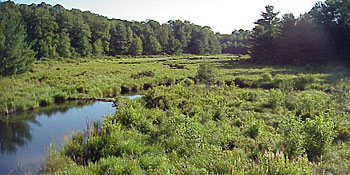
[195,64,216,84]
[281,114,306,158]
[0,1,226,69]
[310,0,350,63]
[249,1,350,66]
[249,5,280,62]
[218,29,250,54]
[0,1,35,76]
[129,36,143,56]
[251,152,313,175]
[42,81,346,174]
[304,113,334,162]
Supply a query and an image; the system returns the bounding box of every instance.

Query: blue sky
[12,0,320,34]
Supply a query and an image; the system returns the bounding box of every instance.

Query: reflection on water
[124,94,143,99]
[0,118,33,155]
[0,101,115,175]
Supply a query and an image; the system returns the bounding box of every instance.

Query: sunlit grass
[0,54,347,114]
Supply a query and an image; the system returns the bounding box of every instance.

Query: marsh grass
[0,54,346,116]
[24,54,350,174]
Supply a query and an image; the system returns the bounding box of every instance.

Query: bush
[195,64,216,84]
[245,119,264,140]
[181,78,194,87]
[281,114,305,158]
[304,113,335,162]
[265,89,283,110]
[294,75,316,90]
[295,90,330,120]
[250,152,313,175]
[131,70,155,79]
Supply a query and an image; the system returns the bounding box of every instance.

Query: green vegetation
[0,0,350,174]
[3,53,344,174]
[0,2,35,76]
[41,69,350,174]
[250,1,350,66]
[1,53,349,175]
[0,1,222,61]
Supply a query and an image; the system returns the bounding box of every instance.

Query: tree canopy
[0,1,35,76]
[1,0,349,76]
[249,1,350,65]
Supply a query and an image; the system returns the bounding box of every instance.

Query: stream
[0,94,142,175]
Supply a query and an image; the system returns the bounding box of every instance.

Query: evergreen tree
[208,32,222,54]
[275,13,297,63]
[83,11,110,55]
[129,36,143,56]
[56,32,71,58]
[250,5,280,62]
[157,24,170,52]
[23,4,58,58]
[166,36,183,55]
[218,30,250,54]
[93,39,103,56]
[310,0,350,62]
[188,26,209,54]
[168,20,192,53]
[0,1,35,76]
[70,9,92,57]
[109,21,133,55]
[144,35,162,55]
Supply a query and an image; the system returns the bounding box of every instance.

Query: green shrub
[131,70,155,79]
[294,75,316,90]
[315,143,350,175]
[304,113,335,162]
[281,114,305,158]
[94,157,143,175]
[39,96,54,106]
[250,152,313,175]
[330,78,350,111]
[261,72,273,82]
[265,89,283,110]
[195,64,215,84]
[245,119,264,140]
[62,132,86,165]
[295,90,330,120]
[41,147,73,174]
[181,78,194,87]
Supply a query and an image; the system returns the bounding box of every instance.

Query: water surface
[0,101,116,174]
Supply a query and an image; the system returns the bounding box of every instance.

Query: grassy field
[0,54,346,115]
[42,76,350,174]
[1,55,350,174]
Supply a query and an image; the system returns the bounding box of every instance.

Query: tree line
[217,29,250,55]
[249,0,350,66]
[0,1,231,75]
[1,1,228,58]
[1,0,349,76]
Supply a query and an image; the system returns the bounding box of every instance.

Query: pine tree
[57,32,72,58]
[129,36,143,56]
[0,1,35,76]
[166,36,183,55]
[250,5,280,62]
[144,35,161,55]
[93,39,103,56]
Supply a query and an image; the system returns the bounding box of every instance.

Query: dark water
[0,101,116,175]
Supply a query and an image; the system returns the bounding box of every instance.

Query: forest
[1,0,350,174]
[1,1,350,76]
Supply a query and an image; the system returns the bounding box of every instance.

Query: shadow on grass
[214,59,350,83]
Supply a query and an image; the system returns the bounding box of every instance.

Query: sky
[12,0,321,34]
